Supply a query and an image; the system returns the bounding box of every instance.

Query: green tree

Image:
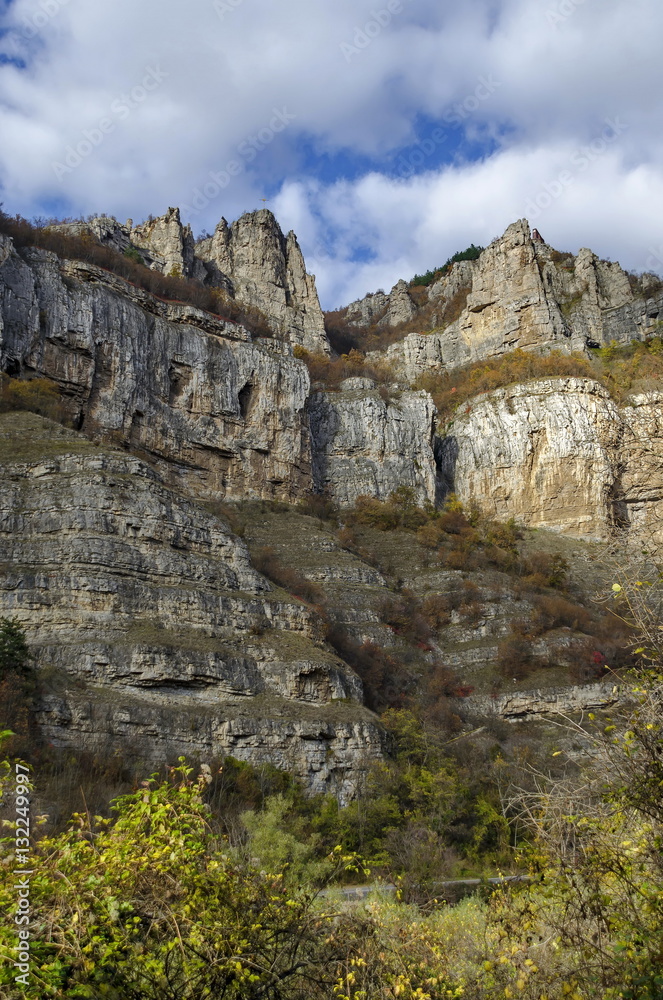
[0,618,32,678]
[0,760,364,999]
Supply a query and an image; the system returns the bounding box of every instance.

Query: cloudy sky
[0,0,662,308]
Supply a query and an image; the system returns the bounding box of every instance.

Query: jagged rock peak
[367,218,662,380]
[197,209,329,354]
[52,207,330,354]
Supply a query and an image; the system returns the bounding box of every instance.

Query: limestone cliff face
[309,378,438,506]
[0,234,311,502]
[438,377,663,543]
[53,208,329,354]
[462,682,623,721]
[368,220,663,380]
[130,206,199,280]
[196,210,329,354]
[0,412,381,801]
[344,278,417,330]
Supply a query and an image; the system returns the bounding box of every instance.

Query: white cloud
[0,0,661,305]
[275,144,663,307]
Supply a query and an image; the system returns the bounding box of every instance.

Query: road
[332,875,531,901]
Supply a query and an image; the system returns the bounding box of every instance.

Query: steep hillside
[0,411,381,801]
[329,220,663,373]
[0,209,659,794]
[49,207,329,354]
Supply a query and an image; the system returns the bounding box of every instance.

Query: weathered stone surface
[0,412,381,800]
[0,235,312,503]
[619,391,663,543]
[462,682,624,720]
[438,377,663,542]
[344,278,416,330]
[196,210,329,353]
[386,279,417,326]
[309,385,438,506]
[131,206,198,278]
[344,288,389,327]
[52,208,329,353]
[368,220,663,381]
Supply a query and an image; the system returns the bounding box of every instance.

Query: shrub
[0,209,273,339]
[379,591,431,645]
[0,618,38,757]
[294,346,395,389]
[534,594,592,632]
[348,487,429,532]
[523,551,569,589]
[0,761,365,998]
[497,623,536,680]
[0,375,69,423]
[123,246,143,264]
[296,494,339,523]
[421,594,452,631]
[325,627,414,712]
[250,546,323,605]
[410,244,483,288]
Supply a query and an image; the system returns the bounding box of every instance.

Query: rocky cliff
[52,207,329,354]
[0,234,312,503]
[437,377,663,543]
[309,378,439,507]
[0,412,382,802]
[196,210,329,354]
[366,220,663,380]
[2,209,662,793]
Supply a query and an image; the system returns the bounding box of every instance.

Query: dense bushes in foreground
[2,665,663,998]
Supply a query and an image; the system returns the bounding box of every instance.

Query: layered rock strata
[461,682,624,720]
[0,412,381,801]
[309,378,438,506]
[196,211,329,354]
[52,208,329,354]
[438,377,663,543]
[0,234,312,503]
[367,220,663,380]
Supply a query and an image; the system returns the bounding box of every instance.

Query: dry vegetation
[292,345,396,390]
[414,337,663,425]
[340,489,636,689]
[323,281,471,357]
[0,209,272,337]
[0,375,70,423]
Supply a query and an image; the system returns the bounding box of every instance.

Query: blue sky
[1,0,662,308]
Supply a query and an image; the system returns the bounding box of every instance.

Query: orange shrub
[0,375,69,423]
[0,210,272,338]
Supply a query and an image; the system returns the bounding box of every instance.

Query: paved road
[333,875,530,901]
